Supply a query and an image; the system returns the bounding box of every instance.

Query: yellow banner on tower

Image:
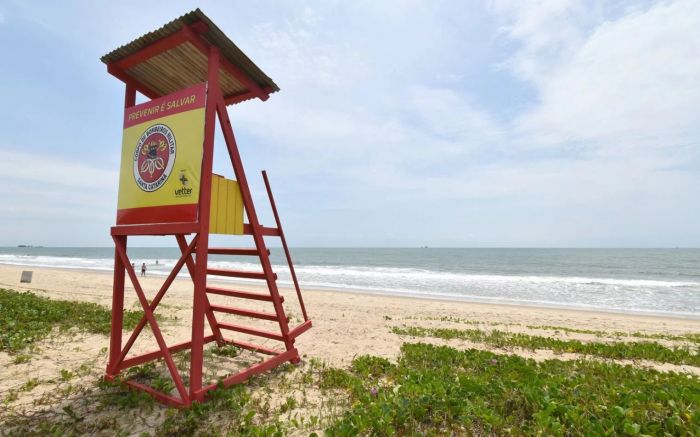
[116,83,207,225]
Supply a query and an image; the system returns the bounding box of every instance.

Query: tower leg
[107,235,126,376]
[108,84,135,377]
[189,46,220,402]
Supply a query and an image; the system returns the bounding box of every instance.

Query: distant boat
[17,245,43,248]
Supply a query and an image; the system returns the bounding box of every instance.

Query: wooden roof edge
[100,8,279,95]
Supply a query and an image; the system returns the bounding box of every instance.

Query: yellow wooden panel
[209,175,244,235]
[233,181,244,235]
[210,175,220,232]
[216,177,228,234]
[225,179,236,234]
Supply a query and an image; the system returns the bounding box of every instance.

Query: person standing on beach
[141,263,146,277]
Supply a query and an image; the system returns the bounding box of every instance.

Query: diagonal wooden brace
[109,235,198,375]
[175,234,226,345]
[113,236,190,403]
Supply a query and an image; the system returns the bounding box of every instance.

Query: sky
[0,0,699,248]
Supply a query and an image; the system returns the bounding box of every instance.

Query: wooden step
[223,339,282,356]
[217,322,285,341]
[205,286,283,303]
[288,320,313,339]
[209,304,281,322]
[243,224,280,236]
[207,268,274,280]
[208,247,269,256]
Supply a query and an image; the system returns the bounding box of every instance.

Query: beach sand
[1,263,698,367]
[1,263,699,434]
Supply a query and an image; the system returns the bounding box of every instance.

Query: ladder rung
[289,320,313,339]
[210,304,280,321]
[207,268,274,280]
[217,322,285,341]
[243,224,281,236]
[206,286,283,302]
[208,247,269,256]
[224,339,282,356]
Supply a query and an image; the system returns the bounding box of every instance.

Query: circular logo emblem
[133,124,176,192]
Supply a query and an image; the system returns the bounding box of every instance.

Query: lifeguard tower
[102,9,311,406]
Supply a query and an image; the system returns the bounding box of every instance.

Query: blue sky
[0,0,699,247]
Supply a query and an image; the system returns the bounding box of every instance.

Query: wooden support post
[107,83,135,376]
[189,46,220,402]
[107,235,126,376]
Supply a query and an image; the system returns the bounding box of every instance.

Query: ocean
[1,247,699,318]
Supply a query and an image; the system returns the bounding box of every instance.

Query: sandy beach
[1,263,699,435]
[3,2,699,433]
[1,263,698,369]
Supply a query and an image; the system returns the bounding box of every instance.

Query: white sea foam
[1,253,698,317]
[0,254,116,271]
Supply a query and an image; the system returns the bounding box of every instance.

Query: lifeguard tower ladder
[102,9,311,406]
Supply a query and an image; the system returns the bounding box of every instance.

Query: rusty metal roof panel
[101,9,279,99]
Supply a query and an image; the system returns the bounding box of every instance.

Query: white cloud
[0,148,117,190]
[408,86,503,151]
[0,148,117,220]
[508,0,700,152]
[231,6,505,189]
[225,1,700,245]
[2,2,699,246]
[490,0,596,80]
[489,0,700,154]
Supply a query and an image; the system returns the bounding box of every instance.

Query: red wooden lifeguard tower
[101,9,311,406]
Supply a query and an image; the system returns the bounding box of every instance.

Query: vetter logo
[175,170,192,197]
[133,124,176,192]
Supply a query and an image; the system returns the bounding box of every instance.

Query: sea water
[1,247,698,318]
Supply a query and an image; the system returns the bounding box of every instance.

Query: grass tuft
[328,342,700,435]
[0,288,143,353]
[392,325,700,366]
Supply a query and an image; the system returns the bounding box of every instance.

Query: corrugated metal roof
[101,8,279,101]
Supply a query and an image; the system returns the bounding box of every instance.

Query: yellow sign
[116,83,207,225]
